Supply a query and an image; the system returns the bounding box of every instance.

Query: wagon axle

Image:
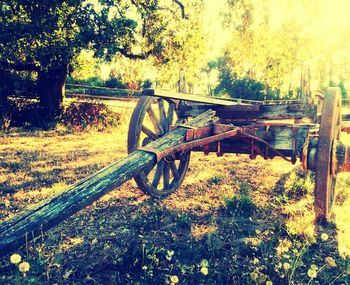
[303,140,350,174]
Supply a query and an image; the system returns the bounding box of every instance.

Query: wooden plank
[190,124,315,158]
[143,88,253,106]
[66,83,135,92]
[66,93,138,101]
[177,103,316,121]
[0,110,218,256]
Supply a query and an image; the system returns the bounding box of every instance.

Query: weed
[239,182,253,192]
[284,170,314,200]
[208,175,225,184]
[176,213,192,229]
[224,190,255,217]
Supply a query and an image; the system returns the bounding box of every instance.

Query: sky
[203,0,350,56]
[202,0,230,60]
[202,0,350,88]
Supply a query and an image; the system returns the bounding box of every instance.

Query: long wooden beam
[0,110,218,256]
[177,104,317,121]
[142,88,253,106]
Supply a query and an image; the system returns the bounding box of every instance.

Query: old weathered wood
[143,88,252,106]
[190,124,314,158]
[0,110,218,256]
[177,103,317,121]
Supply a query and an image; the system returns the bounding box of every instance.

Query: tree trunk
[0,69,9,108]
[0,110,217,256]
[37,67,67,120]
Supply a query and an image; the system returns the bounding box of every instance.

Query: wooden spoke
[128,96,190,197]
[167,103,175,127]
[141,125,159,141]
[152,160,165,188]
[147,105,164,135]
[169,161,180,180]
[158,98,168,131]
[163,164,170,188]
[143,160,156,176]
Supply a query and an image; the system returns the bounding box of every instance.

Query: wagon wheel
[315,88,342,221]
[128,96,190,197]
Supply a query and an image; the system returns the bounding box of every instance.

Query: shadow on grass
[1,161,350,284]
[0,148,110,195]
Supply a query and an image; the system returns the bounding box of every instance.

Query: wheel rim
[128,96,190,197]
[315,87,342,221]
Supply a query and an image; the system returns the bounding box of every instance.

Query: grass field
[1,101,350,284]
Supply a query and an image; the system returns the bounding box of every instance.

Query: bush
[0,98,47,130]
[215,77,281,101]
[105,77,127,89]
[224,188,255,217]
[63,102,121,131]
[84,77,105,87]
[142,79,153,89]
[0,70,37,99]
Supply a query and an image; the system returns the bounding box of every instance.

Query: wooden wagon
[1,86,349,254]
[128,87,350,221]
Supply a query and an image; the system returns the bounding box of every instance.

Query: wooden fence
[65,84,141,100]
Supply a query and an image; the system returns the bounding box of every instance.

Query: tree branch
[116,47,153,60]
[0,60,40,72]
[173,0,185,18]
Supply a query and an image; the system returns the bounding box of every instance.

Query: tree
[149,0,206,91]
[0,0,188,120]
[70,50,99,82]
[214,0,329,100]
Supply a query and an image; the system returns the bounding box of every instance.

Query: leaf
[63,269,74,280]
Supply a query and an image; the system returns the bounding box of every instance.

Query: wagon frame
[128,87,350,222]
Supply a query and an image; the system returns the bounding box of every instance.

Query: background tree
[215,0,310,99]
[0,0,189,120]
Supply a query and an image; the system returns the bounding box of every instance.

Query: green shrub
[284,170,314,200]
[63,101,120,131]
[208,175,225,184]
[176,213,192,229]
[0,98,48,130]
[142,79,153,89]
[105,77,127,89]
[84,76,105,87]
[224,190,255,217]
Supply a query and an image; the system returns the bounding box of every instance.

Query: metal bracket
[291,126,298,164]
[138,146,163,163]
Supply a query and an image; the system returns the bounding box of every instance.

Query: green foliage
[63,101,120,132]
[216,76,276,100]
[176,213,192,229]
[142,79,153,89]
[214,53,288,100]
[151,1,206,87]
[105,77,128,89]
[338,81,348,99]
[283,170,314,200]
[84,77,105,87]
[70,50,99,81]
[0,0,200,118]
[208,175,225,184]
[224,186,255,217]
[218,1,311,97]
